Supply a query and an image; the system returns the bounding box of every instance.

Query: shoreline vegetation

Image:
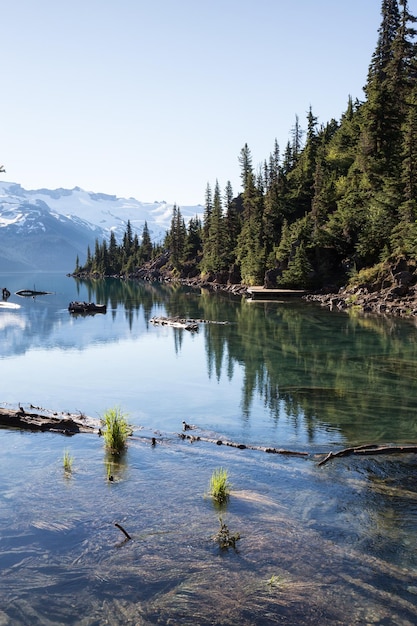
[71,251,417,321]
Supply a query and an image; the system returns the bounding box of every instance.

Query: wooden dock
[247,287,308,300]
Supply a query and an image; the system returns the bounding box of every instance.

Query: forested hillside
[77,0,417,291]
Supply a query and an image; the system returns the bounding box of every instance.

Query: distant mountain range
[0,182,203,271]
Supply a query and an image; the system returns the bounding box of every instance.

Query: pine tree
[184,216,202,260]
[236,169,265,284]
[368,0,401,85]
[224,180,241,257]
[123,220,133,256]
[202,180,228,273]
[108,230,120,274]
[282,140,294,173]
[362,0,402,178]
[203,183,213,241]
[86,245,92,271]
[391,79,417,256]
[263,140,285,257]
[291,115,304,163]
[169,204,186,270]
[288,107,319,216]
[238,143,254,191]
[311,145,337,243]
[279,241,313,289]
[141,221,152,262]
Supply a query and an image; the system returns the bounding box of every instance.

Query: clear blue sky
[2,1,415,206]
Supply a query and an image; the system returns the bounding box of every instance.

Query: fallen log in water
[4,407,417,467]
[150,316,199,331]
[178,432,309,457]
[179,431,417,463]
[0,407,99,435]
[150,316,230,332]
[318,444,417,466]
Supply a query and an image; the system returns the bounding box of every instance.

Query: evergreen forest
[76,0,417,291]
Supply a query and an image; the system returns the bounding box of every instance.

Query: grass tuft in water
[101,407,131,454]
[214,517,240,550]
[208,467,231,504]
[267,574,285,589]
[63,449,73,473]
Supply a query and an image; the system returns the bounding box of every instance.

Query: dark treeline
[74,219,158,276]
[76,0,417,290]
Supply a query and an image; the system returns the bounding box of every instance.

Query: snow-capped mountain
[0,182,203,271]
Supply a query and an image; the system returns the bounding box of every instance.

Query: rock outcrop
[305,259,417,319]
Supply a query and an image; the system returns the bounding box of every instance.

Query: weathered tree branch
[114,523,131,540]
[318,444,417,466]
[179,432,309,456]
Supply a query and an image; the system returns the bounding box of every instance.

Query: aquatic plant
[209,467,231,504]
[101,407,131,454]
[63,449,73,473]
[267,574,285,589]
[105,459,115,482]
[214,517,240,550]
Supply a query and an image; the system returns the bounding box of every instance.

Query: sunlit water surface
[1,273,417,624]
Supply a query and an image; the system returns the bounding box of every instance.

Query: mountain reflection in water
[1,272,417,624]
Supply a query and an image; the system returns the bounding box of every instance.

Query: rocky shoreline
[305,263,417,320]
[181,261,417,320]
[137,260,417,320]
[73,255,417,320]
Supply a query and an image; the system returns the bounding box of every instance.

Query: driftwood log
[0,407,99,435]
[3,407,417,466]
[150,316,230,332]
[179,431,309,457]
[318,444,417,466]
[180,430,417,463]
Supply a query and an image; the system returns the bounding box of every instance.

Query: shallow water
[1,273,417,624]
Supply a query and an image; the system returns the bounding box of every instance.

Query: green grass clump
[209,467,231,504]
[63,449,73,473]
[101,407,131,454]
[267,574,285,588]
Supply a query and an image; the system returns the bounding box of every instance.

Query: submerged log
[179,429,417,463]
[150,316,199,331]
[0,407,99,435]
[4,407,417,467]
[150,316,230,332]
[318,444,417,466]
[179,432,309,456]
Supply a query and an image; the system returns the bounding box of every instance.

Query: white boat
[0,302,21,310]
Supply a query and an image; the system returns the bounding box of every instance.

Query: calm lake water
[1,272,417,625]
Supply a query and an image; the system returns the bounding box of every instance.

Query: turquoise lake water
[1,273,417,625]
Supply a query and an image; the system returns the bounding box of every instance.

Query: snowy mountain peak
[0,181,203,271]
